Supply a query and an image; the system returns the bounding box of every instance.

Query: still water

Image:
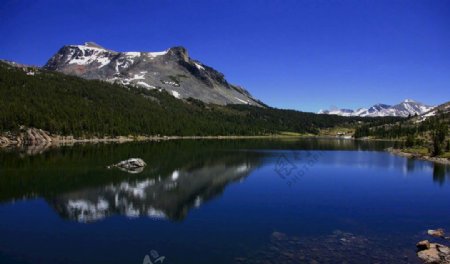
[0,139,449,263]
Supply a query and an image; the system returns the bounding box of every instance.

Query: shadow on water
[433,163,450,185]
[404,155,450,185]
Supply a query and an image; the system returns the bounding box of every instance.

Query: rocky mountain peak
[167,46,189,62]
[43,42,262,106]
[84,42,107,50]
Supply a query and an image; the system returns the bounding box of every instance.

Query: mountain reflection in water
[1,139,450,264]
[0,140,266,222]
[50,156,258,222]
[1,138,449,225]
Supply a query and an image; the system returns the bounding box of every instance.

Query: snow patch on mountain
[124,52,141,58]
[318,99,435,117]
[235,97,249,104]
[172,91,180,98]
[96,57,111,68]
[132,73,145,80]
[146,50,168,58]
[194,62,205,70]
[414,101,450,123]
[44,42,262,106]
[137,81,155,89]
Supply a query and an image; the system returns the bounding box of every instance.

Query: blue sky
[0,0,449,112]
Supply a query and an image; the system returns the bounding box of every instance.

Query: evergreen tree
[0,62,408,137]
[431,123,447,156]
[405,134,415,148]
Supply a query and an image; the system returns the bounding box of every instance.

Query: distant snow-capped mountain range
[318,99,434,117]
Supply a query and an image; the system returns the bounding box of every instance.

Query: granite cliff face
[44,42,262,106]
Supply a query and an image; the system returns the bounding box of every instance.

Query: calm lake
[1,139,449,264]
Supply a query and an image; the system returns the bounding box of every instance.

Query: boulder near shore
[417,229,450,264]
[107,158,147,174]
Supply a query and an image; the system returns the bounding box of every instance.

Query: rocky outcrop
[417,241,450,264]
[0,136,10,147]
[0,127,53,147]
[24,127,53,145]
[43,42,263,106]
[0,126,141,150]
[417,229,450,264]
[418,240,432,251]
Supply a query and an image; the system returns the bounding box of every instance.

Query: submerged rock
[237,230,412,264]
[271,231,288,241]
[108,158,146,174]
[429,229,446,238]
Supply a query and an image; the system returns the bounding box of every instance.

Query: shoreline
[0,131,319,150]
[2,133,400,149]
[3,129,448,166]
[386,147,450,165]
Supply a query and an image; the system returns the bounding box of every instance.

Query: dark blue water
[0,139,449,263]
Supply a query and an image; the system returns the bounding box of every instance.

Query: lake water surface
[1,139,450,264]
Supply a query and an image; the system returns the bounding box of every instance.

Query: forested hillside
[354,105,450,156]
[0,62,400,137]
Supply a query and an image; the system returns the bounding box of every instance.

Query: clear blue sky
[1,0,449,112]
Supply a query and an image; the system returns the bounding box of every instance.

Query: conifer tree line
[0,62,400,137]
[354,109,450,156]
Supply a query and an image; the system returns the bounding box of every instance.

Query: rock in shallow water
[428,229,446,238]
[416,229,450,264]
[108,158,146,174]
[417,240,431,251]
[417,243,450,264]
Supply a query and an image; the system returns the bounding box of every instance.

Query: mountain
[413,101,450,123]
[2,60,402,139]
[318,99,434,117]
[43,42,262,106]
[354,100,450,147]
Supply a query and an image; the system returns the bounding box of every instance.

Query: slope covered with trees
[0,61,400,138]
[354,105,450,157]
